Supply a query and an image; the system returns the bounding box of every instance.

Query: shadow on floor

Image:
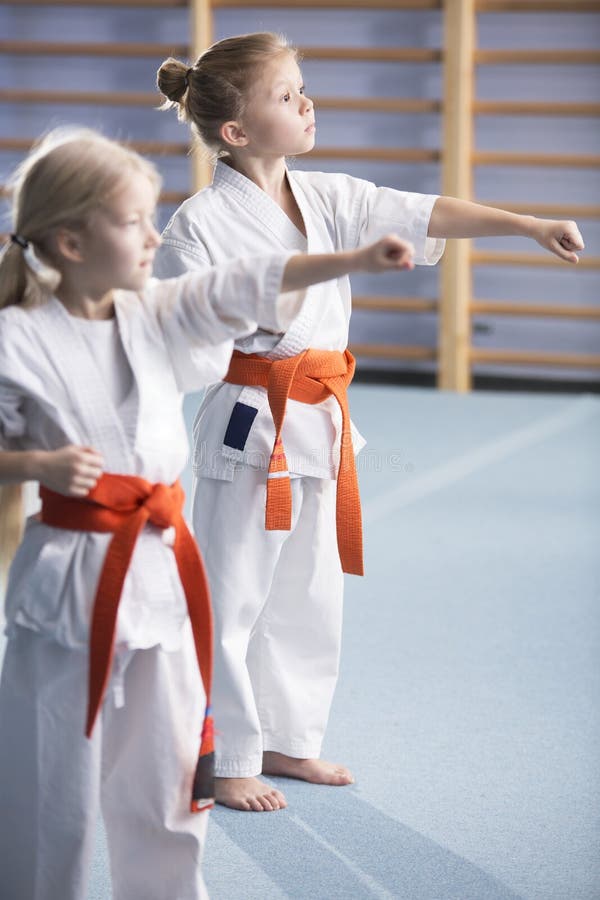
[211,780,525,900]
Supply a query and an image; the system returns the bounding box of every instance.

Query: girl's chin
[290,140,316,156]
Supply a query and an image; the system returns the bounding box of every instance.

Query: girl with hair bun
[155,32,583,814]
[0,124,413,898]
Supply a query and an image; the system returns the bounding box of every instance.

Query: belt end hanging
[265,472,292,531]
[191,708,215,813]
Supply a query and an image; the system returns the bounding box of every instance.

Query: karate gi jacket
[0,254,295,649]
[154,162,445,481]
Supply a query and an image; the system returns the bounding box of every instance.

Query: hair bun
[157,57,190,104]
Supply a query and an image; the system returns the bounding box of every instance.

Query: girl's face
[239,53,315,158]
[77,170,161,298]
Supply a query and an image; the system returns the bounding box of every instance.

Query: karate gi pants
[194,466,344,777]
[0,621,209,900]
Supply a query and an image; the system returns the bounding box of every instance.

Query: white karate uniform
[154,161,445,777]
[0,253,297,900]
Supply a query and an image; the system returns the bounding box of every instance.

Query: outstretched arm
[281,234,415,292]
[428,197,584,264]
[154,235,415,362]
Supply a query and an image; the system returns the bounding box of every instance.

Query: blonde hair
[0,128,161,587]
[157,32,296,156]
[0,126,160,312]
[0,485,23,606]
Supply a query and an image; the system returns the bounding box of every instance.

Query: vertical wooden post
[439,0,475,391]
[190,0,213,192]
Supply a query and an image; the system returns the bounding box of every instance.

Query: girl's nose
[148,224,162,248]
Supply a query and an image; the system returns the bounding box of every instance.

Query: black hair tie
[10,233,29,249]
[184,66,194,87]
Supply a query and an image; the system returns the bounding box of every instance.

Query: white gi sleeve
[355,180,445,265]
[152,240,211,280]
[303,171,445,266]
[153,222,237,389]
[147,253,304,391]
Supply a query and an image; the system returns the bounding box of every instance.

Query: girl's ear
[220,121,249,148]
[54,227,84,263]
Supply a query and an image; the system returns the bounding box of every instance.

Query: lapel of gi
[32,297,135,470]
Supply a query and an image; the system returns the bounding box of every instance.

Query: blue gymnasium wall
[0,5,599,384]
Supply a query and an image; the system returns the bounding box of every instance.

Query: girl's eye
[283,93,290,102]
[299,85,305,95]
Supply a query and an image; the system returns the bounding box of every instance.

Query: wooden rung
[349,343,437,360]
[0,183,188,204]
[471,301,600,319]
[474,101,600,117]
[0,137,188,156]
[470,349,600,368]
[122,140,188,156]
[0,90,443,115]
[0,138,35,152]
[0,41,442,63]
[310,147,440,162]
[0,40,187,58]
[0,190,188,214]
[478,202,600,219]
[160,191,189,205]
[476,0,600,11]
[214,0,442,7]
[475,50,600,65]
[0,88,158,106]
[473,152,600,168]
[0,0,186,5]
[472,251,600,269]
[314,97,442,113]
[299,47,442,63]
[0,140,434,165]
[353,296,438,312]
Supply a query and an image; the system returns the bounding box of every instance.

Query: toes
[261,789,287,810]
[333,773,353,785]
[248,789,287,811]
[333,768,354,784]
[215,776,290,812]
[259,793,277,811]
[317,764,354,785]
[273,790,287,808]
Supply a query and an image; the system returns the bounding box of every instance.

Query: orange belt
[40,474,215,812]
[224,348,364,576]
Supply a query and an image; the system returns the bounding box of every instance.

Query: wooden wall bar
[439,0,475,391]
[441,0,600,388]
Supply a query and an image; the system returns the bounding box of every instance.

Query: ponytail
[0,484,23,607]
[0,237,59,311]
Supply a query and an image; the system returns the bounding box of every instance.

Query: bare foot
[215,776,287,812]
[262,751,354,786]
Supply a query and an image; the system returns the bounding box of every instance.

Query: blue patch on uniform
[223,402,259,451]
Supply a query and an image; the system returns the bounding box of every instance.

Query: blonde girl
[155,32,584,815]
[0,125,413,900]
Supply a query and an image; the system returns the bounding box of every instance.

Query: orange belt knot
[224,348,364,576]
